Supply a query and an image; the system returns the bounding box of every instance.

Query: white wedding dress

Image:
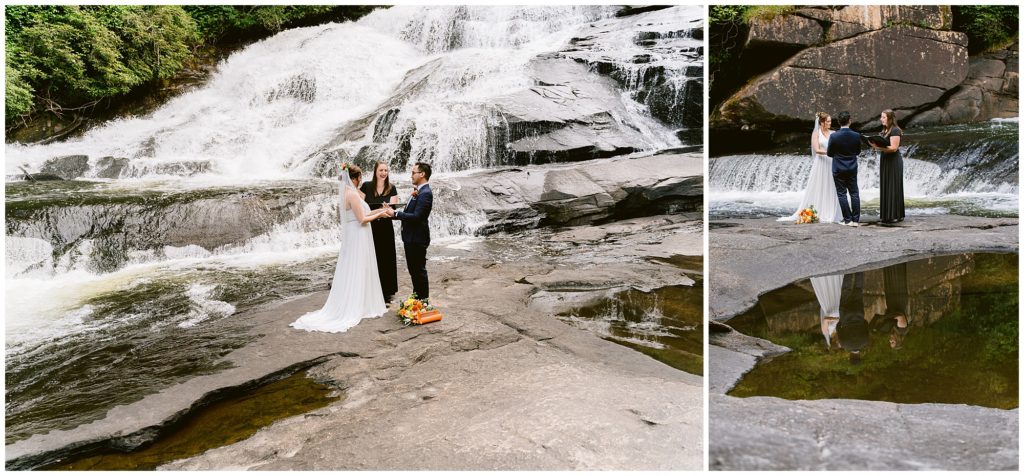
[779,125,844,223]
[811,275,842,347]
[291,174,386,333]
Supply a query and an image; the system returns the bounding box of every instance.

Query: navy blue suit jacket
[396,183,432,246]
[827,127,862,174]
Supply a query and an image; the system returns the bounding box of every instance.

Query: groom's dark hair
[414,162,432,180]
[837,111,852,126]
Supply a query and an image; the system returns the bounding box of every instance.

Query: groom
[392,162,433,302]
[827,111,862,226]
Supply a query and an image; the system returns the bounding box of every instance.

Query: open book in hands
[861,134,890,147]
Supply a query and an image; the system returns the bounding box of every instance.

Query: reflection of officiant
[811,275,842,349]
[872,262,910,349]
[836,272,868,363]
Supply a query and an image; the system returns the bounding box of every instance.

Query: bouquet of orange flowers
[796,205,819,224]
[398,294,442,325]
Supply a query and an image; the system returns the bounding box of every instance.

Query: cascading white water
[6,5,682,180]
[710,121,1020,218]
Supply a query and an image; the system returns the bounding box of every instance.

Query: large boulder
[39,155,89,180]
[715,25,968,131]
[431,151,703,234]
[909,41,1019,126]
[745,14,823,49]
[795,5,951,42]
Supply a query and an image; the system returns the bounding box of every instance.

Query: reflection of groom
[394,162,433,302]
[827,111,861,226]
[836,272,868,364]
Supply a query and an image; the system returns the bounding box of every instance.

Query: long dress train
[780,129,844,223]
[291,200,386,333]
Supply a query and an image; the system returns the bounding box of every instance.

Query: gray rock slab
[8,211,705,470]
[709,216,1018,321]
[711,394,1019,470]
[158,234,703,470]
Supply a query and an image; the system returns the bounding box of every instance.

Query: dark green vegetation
[953,5,1020,55]
[727,253,1019,409]
[45,371,341,470]
[5,5,379,124]
[556,257,704,376]
[709,5,1019,109]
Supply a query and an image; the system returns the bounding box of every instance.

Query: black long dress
[360,181,398,301]
[879,127,905,223]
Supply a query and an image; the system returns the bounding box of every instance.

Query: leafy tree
[953,6,1019,54]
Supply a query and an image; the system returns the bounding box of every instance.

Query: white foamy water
[5,5,681,180]
[5,5,701,371]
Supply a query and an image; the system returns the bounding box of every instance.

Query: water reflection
[728,253,1018,408]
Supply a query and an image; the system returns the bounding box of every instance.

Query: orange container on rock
[415,309,442,324]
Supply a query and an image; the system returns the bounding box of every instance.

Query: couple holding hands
[291,161,434,334]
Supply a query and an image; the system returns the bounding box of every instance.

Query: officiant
[360,161,400,303]
[869,109,905,225]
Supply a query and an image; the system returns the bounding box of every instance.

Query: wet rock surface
[6,213,704,470]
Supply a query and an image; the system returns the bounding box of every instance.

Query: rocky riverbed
[708,215,1019,470]
[7,211,703,471]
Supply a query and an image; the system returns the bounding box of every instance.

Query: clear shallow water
[726,253,1018,409]
[554,256,704,376]
[44,372,341,470]
[710,121,1019,219]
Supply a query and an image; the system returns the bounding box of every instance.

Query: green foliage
[953,6,1019,54]
[708,6,752,106]
[742,5,795,24]
[5,46,36,119]
[5,5,378,124]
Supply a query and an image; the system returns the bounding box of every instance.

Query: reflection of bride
[811,275,842,348]
[780,112,844,223]
[291,164,390,333]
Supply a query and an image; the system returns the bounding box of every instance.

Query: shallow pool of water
[555,260,703,376]
[727,253,1018,409]
[44,371,341,470]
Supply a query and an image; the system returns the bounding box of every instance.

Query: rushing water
[726,253,1018,409]
[5,5,702,449]
[709,121,1019,219]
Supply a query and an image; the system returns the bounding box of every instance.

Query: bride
[779,112,843,223]
[291,163,394,333]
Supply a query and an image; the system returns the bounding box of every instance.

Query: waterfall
[710,121,1019,218]
[4,6,703,440]
[5,5,692,180]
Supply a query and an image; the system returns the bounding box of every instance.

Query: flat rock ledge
[711,395,1019,471]
[708,214,1019,471]
[709,215,1019,321]
[7,214,703,470]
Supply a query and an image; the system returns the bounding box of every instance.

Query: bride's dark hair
[882,109,900,136]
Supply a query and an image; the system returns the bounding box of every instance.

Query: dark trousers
[404,243,429,300]
[833,170,860,223]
